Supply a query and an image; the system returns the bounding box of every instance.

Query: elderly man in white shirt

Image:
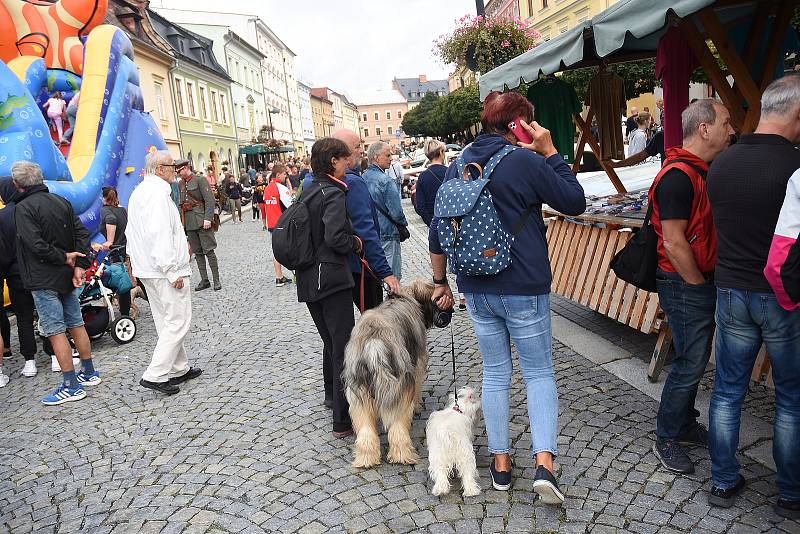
[126,150,202,395]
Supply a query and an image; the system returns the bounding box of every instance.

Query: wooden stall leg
[573,113,627,194]
[648,325,673,383]
[572,108,595,174]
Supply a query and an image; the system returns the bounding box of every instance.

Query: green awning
[479,0,720,99]
[239,144,295,155]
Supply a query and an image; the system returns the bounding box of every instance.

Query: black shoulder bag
[372,202,411,242]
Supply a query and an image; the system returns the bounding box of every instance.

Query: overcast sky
[150,0,477,94]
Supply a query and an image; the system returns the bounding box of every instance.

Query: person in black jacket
[12,161,98,406]
[414,139,448,227]
[296,138,363,438]
[0,177,38,378]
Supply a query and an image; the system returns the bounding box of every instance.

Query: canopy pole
[572,108,595,174]
[573,111,627,194]
[676,16,746,130]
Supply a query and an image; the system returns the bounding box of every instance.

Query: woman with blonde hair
[414,139,447,227]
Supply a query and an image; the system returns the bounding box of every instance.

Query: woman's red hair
[481,91,533,134]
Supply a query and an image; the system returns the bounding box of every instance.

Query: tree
[400,85,483,140]
[401,93,440,137]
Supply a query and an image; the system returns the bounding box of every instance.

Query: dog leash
[450,322,461,413]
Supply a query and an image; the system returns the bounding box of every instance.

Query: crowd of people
[1,73,798,518]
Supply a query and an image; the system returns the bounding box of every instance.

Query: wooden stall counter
[543,205,672,381]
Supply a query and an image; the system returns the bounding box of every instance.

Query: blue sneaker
[76,370,102,386]
[42,384,86,406]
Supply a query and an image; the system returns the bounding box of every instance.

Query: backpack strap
[454,144,518,182]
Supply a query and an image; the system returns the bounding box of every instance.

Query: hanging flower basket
[434,14,540,73]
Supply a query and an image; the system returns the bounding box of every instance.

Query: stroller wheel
[111,316,136,344]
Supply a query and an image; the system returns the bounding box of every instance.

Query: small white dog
[426,386,482,497]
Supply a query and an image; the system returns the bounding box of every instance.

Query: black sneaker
[533,465,564,505]
[708,475,746,508]
[489,459,512,491]
[774,498,800,520]
[279,276,293,285]
[275,278,286,287]
[213,282,222,291]
[323,398,333,409]
[678,423,708,447]
[653,439,694,474]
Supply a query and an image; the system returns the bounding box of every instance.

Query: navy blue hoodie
[429,133,585,296]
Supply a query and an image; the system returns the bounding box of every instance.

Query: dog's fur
[426,387,482,497]
[343,278,439,468]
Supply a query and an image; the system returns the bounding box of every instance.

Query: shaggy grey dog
[343,278,439,468]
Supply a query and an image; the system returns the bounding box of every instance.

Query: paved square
[0,204,797,533]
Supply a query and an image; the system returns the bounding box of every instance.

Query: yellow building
[310,92,334,139]
[519,0,618,41]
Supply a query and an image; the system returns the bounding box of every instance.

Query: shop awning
[239,144,295,155]
[479,0,719,98]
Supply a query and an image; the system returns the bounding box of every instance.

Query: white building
[297,81,315,155]
[152,8,305,155]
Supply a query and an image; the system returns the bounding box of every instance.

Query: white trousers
[140,277,192,383]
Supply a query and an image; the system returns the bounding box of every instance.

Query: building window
[363,127,369,137]
[373,112,379,121]
[527,0,534,15]
[174,78,185,115]
[154,81,166,120]
[211,89,220,122]
[557,17,568,33]
[575,8,589,24]
[397,110,402,119]
[362,113,367,122]
[219,94,227,124]
[375,127,381,137]
[198,85,209,120]
[387,126,393,135]
[186,81,197,117]
[542,0,548,7]
[386,111,391,120]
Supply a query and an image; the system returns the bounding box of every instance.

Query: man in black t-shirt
[649,100,733,477]
[706,76,800,517]
[625,107,638,140]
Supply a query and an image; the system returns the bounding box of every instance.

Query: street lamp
[267,107,280,140]
[476,0,485,16]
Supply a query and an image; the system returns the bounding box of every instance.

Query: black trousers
[351,271,384,312]
[308,288,355,432]
[0,274,37,360]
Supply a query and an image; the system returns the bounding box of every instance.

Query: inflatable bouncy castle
[0,0,168,242]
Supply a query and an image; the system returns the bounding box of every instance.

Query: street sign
[395,130,401,139]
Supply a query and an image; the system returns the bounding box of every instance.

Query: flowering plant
[434,14,540,73]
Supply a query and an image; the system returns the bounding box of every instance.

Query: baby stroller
[41,247,137,355]
[79,247,137,344]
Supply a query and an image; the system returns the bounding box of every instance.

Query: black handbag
[610,202,658,292]
[372,202,410,242]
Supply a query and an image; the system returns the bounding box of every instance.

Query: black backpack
[271,186,322,270]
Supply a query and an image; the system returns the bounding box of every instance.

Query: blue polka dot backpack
[434,145,534,276]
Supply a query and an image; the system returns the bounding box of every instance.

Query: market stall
[480,0,798,383]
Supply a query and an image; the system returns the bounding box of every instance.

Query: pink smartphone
[508,117,533,144]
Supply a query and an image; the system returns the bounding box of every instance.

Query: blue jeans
[655,270,716,440]
[465,292,557,457]
[381,239,402,281]
[31,288,84,337]
[710,288,800,499]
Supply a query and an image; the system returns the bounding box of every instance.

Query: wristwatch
[433,276,448,285]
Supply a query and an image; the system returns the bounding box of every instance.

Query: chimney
[419,74,427,83]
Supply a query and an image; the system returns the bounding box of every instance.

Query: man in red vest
[649,99,733,475]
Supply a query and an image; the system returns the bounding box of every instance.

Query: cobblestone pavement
[0,202,797,534]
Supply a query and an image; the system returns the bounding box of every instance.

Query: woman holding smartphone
[427,91,586,504]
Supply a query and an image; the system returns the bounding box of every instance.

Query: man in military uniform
[177,160,221,291]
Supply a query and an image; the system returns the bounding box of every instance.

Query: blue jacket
[302,168,391,277]
[363,164,408,241]
[429,133,585,296]
[414,164,447,227]
[344,169,392,277]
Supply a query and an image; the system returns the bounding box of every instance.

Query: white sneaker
[21,360,37,377]
[51,355,80,372]
[0,371,9,388]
